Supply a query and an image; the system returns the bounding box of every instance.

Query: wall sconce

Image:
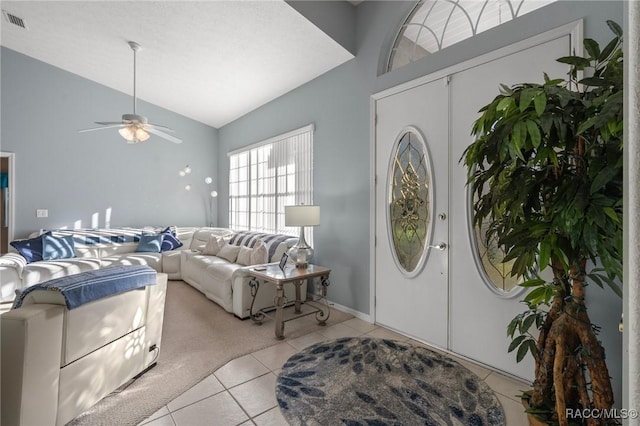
[179,165,218,226]
[179,165,192,177]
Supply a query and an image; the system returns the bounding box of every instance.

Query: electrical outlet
[36,209,48,218]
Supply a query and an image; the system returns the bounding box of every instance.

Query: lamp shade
[285,205,320,226]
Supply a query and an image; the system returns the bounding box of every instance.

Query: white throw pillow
[236,245,254,266]
[271,241,292,263]
[251,240,268,265]
[217,244,241,263]
[202,235,223,256]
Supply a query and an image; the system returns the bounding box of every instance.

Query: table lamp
[285,205,320,268]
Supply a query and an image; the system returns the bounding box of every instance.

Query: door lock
[438,213,447,221]
[429,242,447,251]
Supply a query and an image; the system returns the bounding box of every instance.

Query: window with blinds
[228,124,314,239]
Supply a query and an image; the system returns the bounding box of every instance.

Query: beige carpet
[68,280,353,426]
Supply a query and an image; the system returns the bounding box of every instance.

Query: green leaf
[516,340,531,362]
[543,78,564,86]
[526,120,541,148]
[512,122,527,151]
[520,278,546,288]
[538,240,551,270]
[603,207,621,224]
[497,97,513,112]
[520,314,537,334]
[583,38,600,59]
[508,335,527,353]
[590,166,619,194]
[519,88,536,112]
[524,287,548,305]
[556,56,591,68]
[527,340,538,358]
[534,92,547,116]
[577,116,600,135]
[507,317,519,337]
[607,20,623,37]
[598,37,619,62]
[579,77,610,87]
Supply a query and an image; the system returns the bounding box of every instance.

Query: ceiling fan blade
[78,123,126,133]
[145,127,183,144]
[95,121,126,126]
[146,123,175,132]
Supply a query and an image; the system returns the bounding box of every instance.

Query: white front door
[374,78,449,349]
[449,33,571,379]
[373,23,579,378]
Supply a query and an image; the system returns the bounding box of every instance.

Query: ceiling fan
[79,41,182,144]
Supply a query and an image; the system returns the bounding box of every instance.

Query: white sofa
[1,227,304,318]
[1,272,167,426]
[181,229,306,318]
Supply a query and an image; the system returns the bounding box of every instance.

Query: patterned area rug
[276,337,505,426]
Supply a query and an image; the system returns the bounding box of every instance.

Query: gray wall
[1,47,219,238]
[218,0,624,401]
[219,0,623,311]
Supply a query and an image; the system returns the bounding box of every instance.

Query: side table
[248,264,331,340]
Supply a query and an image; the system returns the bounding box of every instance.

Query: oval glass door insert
[468,182,521,295]
[387,128,433,277]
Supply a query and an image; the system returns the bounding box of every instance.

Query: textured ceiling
[0,1,354,128]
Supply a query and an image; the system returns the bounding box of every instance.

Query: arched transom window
[388,0,557,72]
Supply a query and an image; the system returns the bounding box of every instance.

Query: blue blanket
[13,265,157,310]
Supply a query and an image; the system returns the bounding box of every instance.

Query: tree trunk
[530,258,614,425]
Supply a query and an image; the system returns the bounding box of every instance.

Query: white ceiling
[0,1,354,128]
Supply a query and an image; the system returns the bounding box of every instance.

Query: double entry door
[374,27,574,379]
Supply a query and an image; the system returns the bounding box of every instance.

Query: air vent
[2,10,28,29]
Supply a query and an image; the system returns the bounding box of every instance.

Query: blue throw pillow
[10,231,52,263]
[136,234,164,253]
[42,234,76,260]
[160,229,183,252]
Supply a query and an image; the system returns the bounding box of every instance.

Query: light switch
[36,209,48,218]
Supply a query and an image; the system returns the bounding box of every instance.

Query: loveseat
[1,227,304,318]
[1,269,167,426]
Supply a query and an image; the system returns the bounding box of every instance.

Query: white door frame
[369,20,583,325]
[0,152,16,245]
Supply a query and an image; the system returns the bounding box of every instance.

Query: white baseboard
[326,299,371,323]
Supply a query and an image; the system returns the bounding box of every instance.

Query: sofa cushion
[10,231,52,264]
[218,244,241,263]
[236,246,253,266]
[189,228,235,251]
[101,253,162,272]
[252,240,268,264]
[42,235,75,261]
[136,234,164,253]
[202,235,224,256]
[237,240,268,266]
[22,258,102,287]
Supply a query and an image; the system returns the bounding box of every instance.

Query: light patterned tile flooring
[139,318,530,426]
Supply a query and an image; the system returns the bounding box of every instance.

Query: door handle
[429,242,447,251]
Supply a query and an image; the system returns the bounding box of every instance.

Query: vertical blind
[228,124,314,240]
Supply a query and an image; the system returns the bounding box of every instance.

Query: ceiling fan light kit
[79,41,182,144]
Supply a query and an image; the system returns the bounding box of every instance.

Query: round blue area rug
[276,337,506,426]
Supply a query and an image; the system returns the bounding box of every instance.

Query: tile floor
[139,318,530,426]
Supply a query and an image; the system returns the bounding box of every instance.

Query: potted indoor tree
[462,21,623,426]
